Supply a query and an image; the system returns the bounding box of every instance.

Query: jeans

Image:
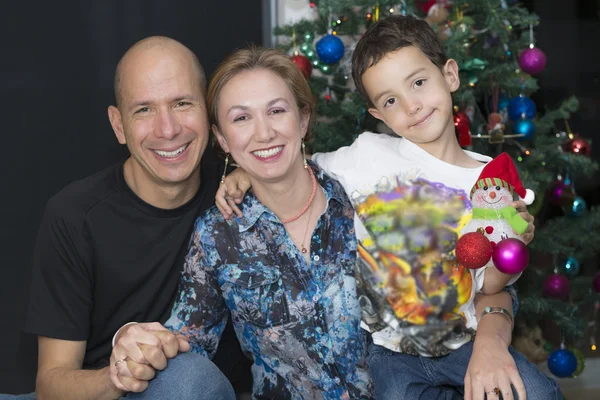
[367,341,560,400]
[123,352,236,400]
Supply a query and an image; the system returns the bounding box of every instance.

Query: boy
[217,16,558,399]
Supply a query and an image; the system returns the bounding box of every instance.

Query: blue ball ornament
[508,95,536,121]
[548,349,577,378]
[562,256,580,278]
[568,196,587,217]
[513,119,536,140]
[315,34,345,64]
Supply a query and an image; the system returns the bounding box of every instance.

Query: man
[25,37,244,399]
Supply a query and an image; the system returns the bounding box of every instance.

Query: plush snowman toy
[460,152,535,268]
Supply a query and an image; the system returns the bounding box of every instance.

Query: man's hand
[511,200,535,244]
[109,322,190,393]
[216,168,251,220]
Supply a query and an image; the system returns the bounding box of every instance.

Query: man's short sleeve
[25,197,93,341]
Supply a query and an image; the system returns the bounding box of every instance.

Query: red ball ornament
[456,232,492,269]
[543,273,571,300]
[492,238,529,274]
[454,111,471,147]
[291,54,313,79]
[563,137,591,157]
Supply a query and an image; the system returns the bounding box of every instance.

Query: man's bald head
[113,36,206,109]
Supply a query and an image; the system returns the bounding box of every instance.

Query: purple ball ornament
[519,47,547,75]
[491,238,529,274]
[543,273,571,300]
[593,271,600,293]
[549,180,576,207]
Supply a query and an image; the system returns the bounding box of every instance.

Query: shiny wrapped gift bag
[351,177,476,356]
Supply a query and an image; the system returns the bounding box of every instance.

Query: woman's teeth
[253,146,283,158]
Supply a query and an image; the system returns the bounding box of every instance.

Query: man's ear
[443,59,460,92]
[108,106,126,144]
[368,107,386,124]
[212,124,230,154]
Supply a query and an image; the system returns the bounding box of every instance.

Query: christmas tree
[275,0,600,377]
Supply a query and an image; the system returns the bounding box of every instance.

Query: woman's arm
[164,220,230,357]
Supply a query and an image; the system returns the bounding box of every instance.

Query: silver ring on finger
[486,387,500,397]
[114,357,127,368]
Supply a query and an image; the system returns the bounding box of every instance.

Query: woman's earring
[302,139,308,169]
[221,154,229,184]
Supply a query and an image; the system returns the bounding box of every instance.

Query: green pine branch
[530,207,600,258]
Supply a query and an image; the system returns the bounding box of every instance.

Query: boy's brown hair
[352,15,448,106]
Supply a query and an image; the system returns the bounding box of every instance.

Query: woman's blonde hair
[207,46,315,142]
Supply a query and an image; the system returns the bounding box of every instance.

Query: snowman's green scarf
[471,206,528,235]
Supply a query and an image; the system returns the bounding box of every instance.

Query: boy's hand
[216,168,251,220]
[511,200,535,244]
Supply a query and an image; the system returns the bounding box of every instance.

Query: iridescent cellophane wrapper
[351,177,475,356]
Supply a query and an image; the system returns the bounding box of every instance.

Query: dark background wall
[0,1,265,394]
[527,0,600,213]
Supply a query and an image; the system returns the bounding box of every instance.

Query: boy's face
[363,46,459,145]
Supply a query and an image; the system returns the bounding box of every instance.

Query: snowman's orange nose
[490,191,496,199]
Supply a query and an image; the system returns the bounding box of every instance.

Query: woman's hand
[109,322,189,393]
[215,168,251,220]
[464,320,526,400]
[511,200,535,244]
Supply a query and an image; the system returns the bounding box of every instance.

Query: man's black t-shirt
[25,156,244,375]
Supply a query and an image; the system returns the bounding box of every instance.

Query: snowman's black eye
[483,186,488,190]
[496,186,501,190]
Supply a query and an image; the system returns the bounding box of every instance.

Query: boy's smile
[362,46,460,146]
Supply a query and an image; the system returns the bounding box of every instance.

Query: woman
[164,47,373,399]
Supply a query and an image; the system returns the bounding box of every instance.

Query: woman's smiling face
[213,68,309,184]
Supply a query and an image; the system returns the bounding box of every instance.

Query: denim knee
[511,348,561,400]
[126,352,236,400]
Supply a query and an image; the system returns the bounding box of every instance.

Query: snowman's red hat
[470,152,535,205]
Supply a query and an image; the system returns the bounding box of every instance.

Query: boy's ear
[443,59,460,92]
[368,107,386,124]
[212,124,230,154]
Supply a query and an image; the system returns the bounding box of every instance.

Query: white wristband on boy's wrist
[112,322,138,347]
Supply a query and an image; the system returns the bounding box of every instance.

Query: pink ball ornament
[519,47,547,75]
[491,238,529,274]
[593,271,600,293]
[543,273,571,300]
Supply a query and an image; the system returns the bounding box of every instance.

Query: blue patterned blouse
[165,165,374,399]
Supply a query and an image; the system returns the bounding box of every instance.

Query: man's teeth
[154,144,188,158]
[253,146,283,158]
